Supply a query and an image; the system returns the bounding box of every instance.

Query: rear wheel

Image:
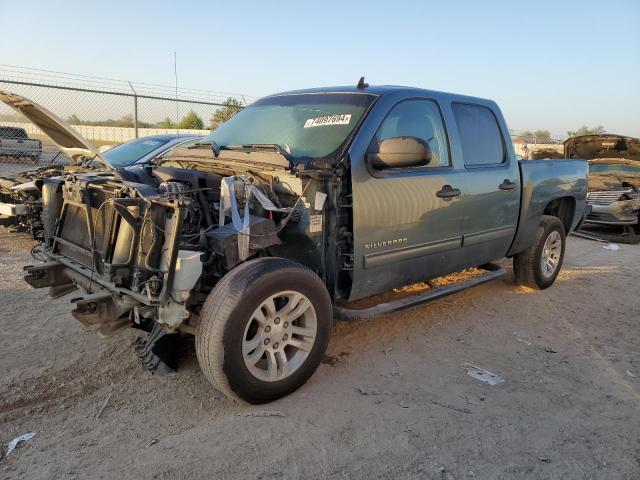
[513,215,566,289]
[196,258,332,404]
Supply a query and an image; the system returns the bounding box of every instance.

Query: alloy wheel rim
[541,230,562,279]
[242,291,317,382]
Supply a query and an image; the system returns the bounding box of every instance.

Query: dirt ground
[0,213,639,479]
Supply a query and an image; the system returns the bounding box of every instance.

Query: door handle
[436,185,461,199]
[499,179,516,191]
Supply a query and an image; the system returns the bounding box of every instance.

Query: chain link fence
[0,65,256,164]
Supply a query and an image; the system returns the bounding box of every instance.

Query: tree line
[66,98,243,131]
[514,125,608,143]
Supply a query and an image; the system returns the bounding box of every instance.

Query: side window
[372,99,450,168]
[452,103,505,166]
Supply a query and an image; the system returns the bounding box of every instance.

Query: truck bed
[508,159,588,256]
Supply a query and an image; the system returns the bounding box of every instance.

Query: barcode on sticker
[304,114,352,128]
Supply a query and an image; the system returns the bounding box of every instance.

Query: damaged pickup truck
[565,134,640,233]
[24,83,588,403]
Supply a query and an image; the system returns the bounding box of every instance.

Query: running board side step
[333,263,505,320]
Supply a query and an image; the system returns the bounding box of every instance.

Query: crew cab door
[349,98,469,301]
[452,103,521,264]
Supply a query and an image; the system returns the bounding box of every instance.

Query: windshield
[589,163,640,175]
[202,93,377,163]
[102,137,175,168]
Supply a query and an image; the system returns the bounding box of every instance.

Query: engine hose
[197,190,214,228]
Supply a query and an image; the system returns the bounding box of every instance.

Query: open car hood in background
[564,134,640,162]
[0,90,103,165]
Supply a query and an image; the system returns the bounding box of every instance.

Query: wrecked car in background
[23,83,588,404]
[0,91,201,237]
[566,134,640,233]
[0,91,106,237]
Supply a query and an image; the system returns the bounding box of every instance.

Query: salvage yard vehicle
[0,91,201,237]
[23,82,588,403]
[0,92,106,236]
[566,134,640,233]
[0,125,42,162]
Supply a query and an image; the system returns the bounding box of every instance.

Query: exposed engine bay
[25,159,318,336]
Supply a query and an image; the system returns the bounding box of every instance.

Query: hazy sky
[1,0,638,138]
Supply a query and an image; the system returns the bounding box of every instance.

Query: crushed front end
[24,164,294,337]
[585,184,640,226]
[566,135,640,230]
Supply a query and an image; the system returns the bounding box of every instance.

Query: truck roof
[266,84,496,106]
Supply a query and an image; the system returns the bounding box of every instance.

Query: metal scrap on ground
[513,332,532,346]
[234,411,287,418]
[6,432,36,456]
[464,363,505,386]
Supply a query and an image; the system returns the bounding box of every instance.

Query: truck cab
[346,88,523,299]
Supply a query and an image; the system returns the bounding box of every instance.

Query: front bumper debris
[585,198,640,225]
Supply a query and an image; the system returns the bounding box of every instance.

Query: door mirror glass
[369,136,432,169]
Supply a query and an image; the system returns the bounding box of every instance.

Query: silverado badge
[364,238,408,250]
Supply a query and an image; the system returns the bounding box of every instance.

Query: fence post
[128,81,139,139]
[133,95,139,138]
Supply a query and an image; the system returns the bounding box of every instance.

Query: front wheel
[513,215,566,289]
[196,258,332,404]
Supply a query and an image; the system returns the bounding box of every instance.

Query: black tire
[513,215,566,289]
[196,257,333,404]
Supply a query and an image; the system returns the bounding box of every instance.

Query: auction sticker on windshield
[304,114,352,128]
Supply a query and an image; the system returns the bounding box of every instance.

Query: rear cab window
[452,103,506,166]
[0,127,28,139]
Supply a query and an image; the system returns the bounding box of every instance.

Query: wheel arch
[542,196,576,234]
[508,195,577,257]
[265,232,324,278]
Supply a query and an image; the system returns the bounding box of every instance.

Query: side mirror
[368,136,432,169]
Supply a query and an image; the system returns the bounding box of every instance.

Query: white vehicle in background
[0,126,42,162]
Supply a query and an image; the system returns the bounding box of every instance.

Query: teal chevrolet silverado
[23,82,588,403]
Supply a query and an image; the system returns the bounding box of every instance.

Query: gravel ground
[0,166,639,479]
